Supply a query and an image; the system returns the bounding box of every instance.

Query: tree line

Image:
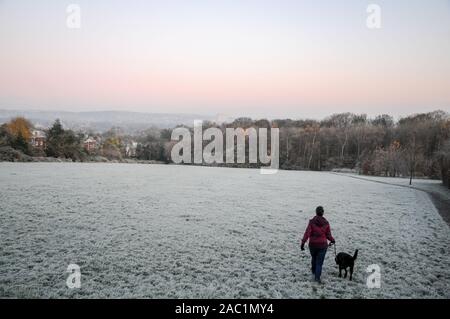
[1,110,450,185]
[0,118,87,161]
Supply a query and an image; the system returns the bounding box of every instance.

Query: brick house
[30,130,46,149]
[83,137,97,152]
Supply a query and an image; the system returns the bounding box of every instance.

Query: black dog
[335,250,358,280]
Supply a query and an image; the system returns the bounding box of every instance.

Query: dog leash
[329,242,336,257]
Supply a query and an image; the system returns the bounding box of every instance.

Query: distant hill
[0,110,218,133]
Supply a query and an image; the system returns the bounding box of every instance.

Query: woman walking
[300,206,335,283]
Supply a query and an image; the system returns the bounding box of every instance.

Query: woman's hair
[316,206,324,216]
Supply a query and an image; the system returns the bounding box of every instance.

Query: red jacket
[301,216,335,249]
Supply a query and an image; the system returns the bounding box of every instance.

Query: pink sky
[0,0,449,118]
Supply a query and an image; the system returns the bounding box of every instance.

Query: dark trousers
[309,246,327,281]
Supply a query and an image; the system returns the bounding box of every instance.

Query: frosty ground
[0,163,449,298]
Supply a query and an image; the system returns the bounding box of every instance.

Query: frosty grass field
[1,163,449,298]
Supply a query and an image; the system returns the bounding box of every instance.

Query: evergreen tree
[45,119,65,157]
[12,131,30,155]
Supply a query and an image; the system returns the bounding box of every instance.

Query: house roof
[84,137,96,143]
[32,130,46,138]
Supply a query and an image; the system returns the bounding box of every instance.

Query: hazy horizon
[1,0,450,119]
[1,106,448,122]
[0,108,450,122]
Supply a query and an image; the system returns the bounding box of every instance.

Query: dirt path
[330,173,450,227]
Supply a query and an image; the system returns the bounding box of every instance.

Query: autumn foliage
[6,117,32,140]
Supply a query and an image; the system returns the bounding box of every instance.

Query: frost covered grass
[0,163,449,298]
